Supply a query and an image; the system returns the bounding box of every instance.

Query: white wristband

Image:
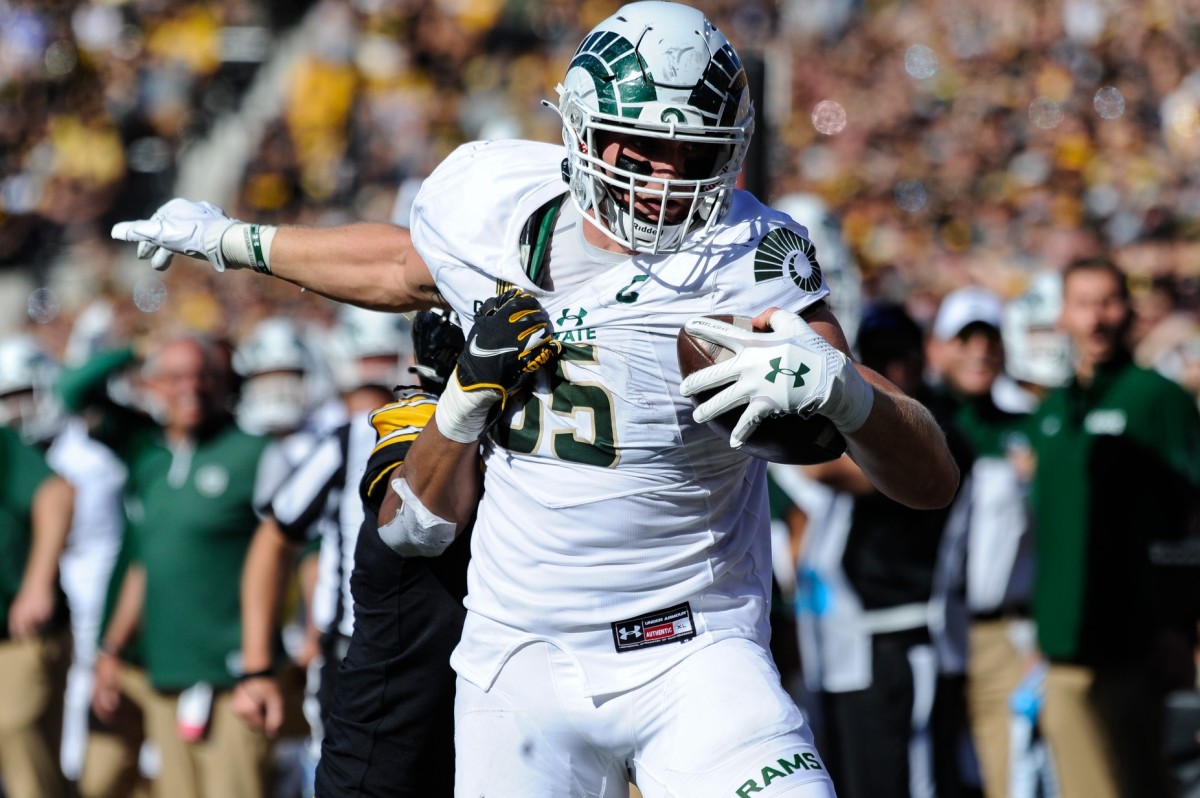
[219,223,277,274]
[827,363,874,434]
[433,373,501,443]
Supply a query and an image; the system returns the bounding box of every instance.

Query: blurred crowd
[1,0,1199,797]
[1,0,1198,383]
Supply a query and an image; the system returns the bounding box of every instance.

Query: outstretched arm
[111,199,440,311]
[267,224,441,311]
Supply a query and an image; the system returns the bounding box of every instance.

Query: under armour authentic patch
[611,603,696,653]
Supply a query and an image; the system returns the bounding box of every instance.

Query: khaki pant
[1044,659,1171,798]
[1042,664,1119,798]
[0,631,71,798]
[79,663,154,798]
[142,685,271,798]
[966,620,1028,798]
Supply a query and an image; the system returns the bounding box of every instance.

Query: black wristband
[238,667,275,682]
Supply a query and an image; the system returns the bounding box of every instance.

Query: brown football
[677,314,848,465]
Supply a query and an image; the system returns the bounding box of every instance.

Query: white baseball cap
[933,286,1004,341]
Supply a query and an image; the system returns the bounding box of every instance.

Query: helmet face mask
[236,371,308,434]
[233,318,318,435]
[557,1,754,255]
[327,306,413,394]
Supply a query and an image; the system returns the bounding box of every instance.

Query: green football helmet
[556,2,754,254]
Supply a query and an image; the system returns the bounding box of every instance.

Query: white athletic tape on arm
[376,476,456,557]
[827,360,874,434]
[219,223,278,274]
[433,374,499,443]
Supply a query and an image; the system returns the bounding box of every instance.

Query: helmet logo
[687,43,748,126]
[660,108,687,124]
[569,32,656,118]
[660,45,706,83]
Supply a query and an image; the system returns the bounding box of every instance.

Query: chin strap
[596,190,687,254]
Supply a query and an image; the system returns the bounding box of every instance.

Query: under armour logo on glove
[681,309,875,446]
[765,357,810,387]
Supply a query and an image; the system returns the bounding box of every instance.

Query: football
[677,315,848,465]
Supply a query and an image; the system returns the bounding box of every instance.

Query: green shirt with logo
[60,348,272,689]
[121,421,270,690]
[1030,354,1200,664]
[0,426,59,641]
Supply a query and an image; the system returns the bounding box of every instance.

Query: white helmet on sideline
[233,318,319,435]
[0,335,64,443]
[325,306,413,393]
[1002,270,1073,389]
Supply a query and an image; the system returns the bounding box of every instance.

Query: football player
[112,4,959,794]
[232,309,469,797]
[231,317,327,438]
[0,335,124,787]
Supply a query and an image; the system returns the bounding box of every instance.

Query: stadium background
[1,0,1198,370]
[2,0,1199,794]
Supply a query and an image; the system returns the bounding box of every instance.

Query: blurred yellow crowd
[1,0,1198,392]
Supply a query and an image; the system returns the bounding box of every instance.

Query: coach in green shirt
[65,337,284,798]
[1029,257,1200,798]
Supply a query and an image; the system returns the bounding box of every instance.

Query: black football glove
[457,288,559,395]
[434,289,561,443]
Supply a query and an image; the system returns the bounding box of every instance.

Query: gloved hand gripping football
[679,309,874,449]
[111,198,275,274]
[434,289,561,443]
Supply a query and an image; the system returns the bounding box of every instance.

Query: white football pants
[454,637,838,798]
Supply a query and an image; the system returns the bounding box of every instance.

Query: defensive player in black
[233,310,468,797]
[315,309,469,797]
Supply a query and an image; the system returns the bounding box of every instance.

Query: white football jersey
[411,140,831,696]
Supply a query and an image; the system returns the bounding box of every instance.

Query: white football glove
[679,309,875,448]
[111,198,262,273]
